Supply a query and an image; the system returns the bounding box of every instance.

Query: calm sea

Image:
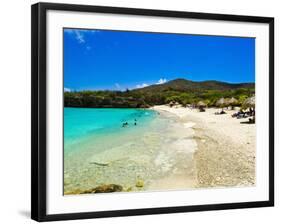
[63,107,197,193]
[64,108,157,153]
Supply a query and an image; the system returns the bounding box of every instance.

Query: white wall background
[0,0,279,223]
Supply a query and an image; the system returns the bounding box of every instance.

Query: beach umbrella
[216,98,226,108]
[228,97,238,109]
[242,96,255,109]
[197,101,206,107]
[228,97,238,105]
[197,101,206,112]
[169,101,175,107]
[242,96,255,123]
[216,97,228,113]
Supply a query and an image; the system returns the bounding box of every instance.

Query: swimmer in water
[122,122,129,127]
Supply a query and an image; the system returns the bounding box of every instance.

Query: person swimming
[122,122,128,127]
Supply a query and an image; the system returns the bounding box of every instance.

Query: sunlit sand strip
[152,105,256,188]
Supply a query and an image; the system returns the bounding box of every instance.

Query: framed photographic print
[31,2,274,222]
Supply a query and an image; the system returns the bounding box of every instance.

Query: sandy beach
[152,105,256,188]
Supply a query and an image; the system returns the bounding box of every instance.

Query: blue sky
[64,28,255,91]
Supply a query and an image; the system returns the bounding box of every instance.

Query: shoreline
[146,106,198,191]
[64,105,255,194]
[64,106,199,194]
[152,105,255,188]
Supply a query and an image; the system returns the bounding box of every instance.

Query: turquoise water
[64,108,156,151]
[63,107,199,194]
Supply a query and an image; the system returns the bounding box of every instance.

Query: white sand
[152,105,256,188]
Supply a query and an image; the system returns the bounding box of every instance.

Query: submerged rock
[64,189,82,195]
[135,179,144,188]
[93,184,123,193]
[65,184,123,195]
[126,186,133,192]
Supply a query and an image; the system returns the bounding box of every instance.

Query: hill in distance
[64,78,255,108]
[132,78,254,93]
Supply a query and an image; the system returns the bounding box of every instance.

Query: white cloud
[156,78,167,85]
[134,78,167,89]
[135,83,149,89]
[74,30,85,43]
[64,87,71,92]
[64,29,100,44]
[115,83,121,90]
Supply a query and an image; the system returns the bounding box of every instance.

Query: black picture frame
[31,2,274,222]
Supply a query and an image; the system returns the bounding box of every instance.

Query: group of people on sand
[232,108,255,119]
[122,119,137,127]
[214,107,255,122]
[214,110,226,115]
[214,107,255,123]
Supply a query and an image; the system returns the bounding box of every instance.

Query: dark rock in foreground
[91,184,123,193]
[65,184,123,195]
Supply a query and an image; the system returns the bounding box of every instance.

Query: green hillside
[64,78,255,108]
